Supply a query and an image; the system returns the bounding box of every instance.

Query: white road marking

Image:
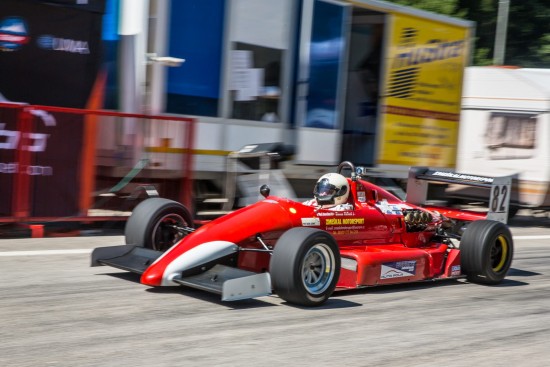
[513,235,550,240]
[0,249,91,257]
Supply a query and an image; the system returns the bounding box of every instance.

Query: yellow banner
[377,13,470,168]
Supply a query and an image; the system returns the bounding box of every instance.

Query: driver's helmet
[313,173,350,206]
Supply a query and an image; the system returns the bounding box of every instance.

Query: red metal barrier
[12,106,33,219]
[0,102,196,224]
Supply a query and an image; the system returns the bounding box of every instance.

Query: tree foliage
[385,0,550,67]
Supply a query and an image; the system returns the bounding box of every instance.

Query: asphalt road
[1,216,550,367]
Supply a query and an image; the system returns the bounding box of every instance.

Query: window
[485,112,537,159]
[229,43,282,121]
[226,0,295,123]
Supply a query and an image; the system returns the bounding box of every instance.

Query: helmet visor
[314,178,337,203]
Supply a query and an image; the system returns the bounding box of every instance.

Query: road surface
[1,216,549,367]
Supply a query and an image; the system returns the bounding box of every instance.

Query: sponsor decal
[451,265,461,276]
[0,162,52,176]
[301,217,320,227]
[0,110,56,153]
[37,35,90,54]
[357,191,366,202]
[381,261,416,279]
[0,110,57,177]
[325,218,365,226]
[392,37,465,70]
[317,211,354,217]
[375,199,403,215]
[324,217,365,235]
[0,17,30,51]
[0,123,51,152]
[431,171,493,184]
[317,212,333,217]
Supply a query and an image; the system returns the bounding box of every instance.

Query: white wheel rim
[301,243,336,295]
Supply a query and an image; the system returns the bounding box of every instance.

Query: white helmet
[313,173,349,206]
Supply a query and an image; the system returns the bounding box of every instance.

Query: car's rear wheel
[460,220,513,284]
[125,198,193,251]
[270,228,340,306]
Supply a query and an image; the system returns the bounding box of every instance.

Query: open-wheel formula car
[91,162,514,307]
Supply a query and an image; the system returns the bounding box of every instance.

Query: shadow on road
[145,284,280,309]
[508,267,541,277]
[493,278,530,287]
[279,298,363,310]
[99,271,360,309]
[104,272,142,284]
[336,278,466,297]
[99,267,537,309]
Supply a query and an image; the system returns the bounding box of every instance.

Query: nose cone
[141,266,163,286]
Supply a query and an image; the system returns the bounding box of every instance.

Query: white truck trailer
[456,66,550,212]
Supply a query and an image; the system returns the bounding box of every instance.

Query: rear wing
[406,167,516,223]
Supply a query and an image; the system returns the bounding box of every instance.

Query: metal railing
[0,102,195,223]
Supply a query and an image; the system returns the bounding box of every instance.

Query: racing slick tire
[460,220,513,285]
[270,228,340,307]
[125,198,193,252]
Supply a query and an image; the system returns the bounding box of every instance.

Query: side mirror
[260,184,270,198]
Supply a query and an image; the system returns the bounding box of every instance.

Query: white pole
[118,0,148,115]
[118,0,149,163]
[494,0,510,65]
[148,0,170,114]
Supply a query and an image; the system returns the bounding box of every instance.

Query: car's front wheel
[270,228,340,306]
[460,220,514,284]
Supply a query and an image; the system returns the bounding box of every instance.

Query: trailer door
[294,0,351,165]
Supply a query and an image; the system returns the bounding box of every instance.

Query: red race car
[91,162,514,307]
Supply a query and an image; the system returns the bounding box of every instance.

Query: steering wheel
[337,161,356,177]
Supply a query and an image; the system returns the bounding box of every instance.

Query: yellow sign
[377,13,470,167]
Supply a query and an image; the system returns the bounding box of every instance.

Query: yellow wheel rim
[492,235,509,272]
